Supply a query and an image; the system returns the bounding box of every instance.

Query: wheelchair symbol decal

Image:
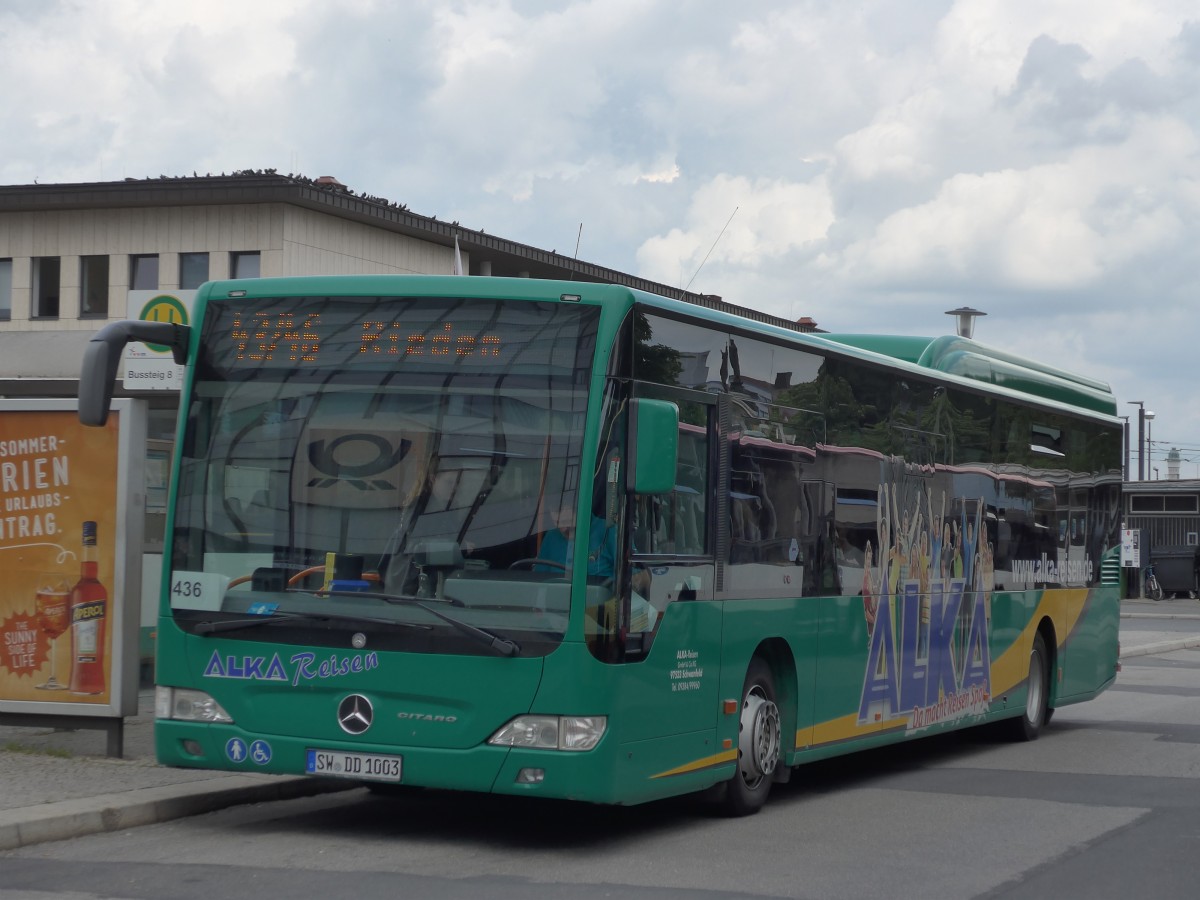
[249,740,272,765]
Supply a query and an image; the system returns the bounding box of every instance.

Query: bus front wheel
[722,658,782,817]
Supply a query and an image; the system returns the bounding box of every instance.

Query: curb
[0,773,354,851]
[1119,636,1200,660]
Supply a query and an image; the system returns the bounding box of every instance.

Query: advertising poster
[0,400,143,718]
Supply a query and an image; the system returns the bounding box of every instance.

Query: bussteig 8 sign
[123,290,195,390]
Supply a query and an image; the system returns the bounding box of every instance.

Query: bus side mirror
[630,398,678,495]
[79,321,191,426]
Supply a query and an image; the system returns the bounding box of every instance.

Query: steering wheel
[508,558,567,572]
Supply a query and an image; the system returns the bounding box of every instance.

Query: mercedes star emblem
[337,694,373,735]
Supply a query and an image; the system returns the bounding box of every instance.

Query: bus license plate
[306,749,402,782]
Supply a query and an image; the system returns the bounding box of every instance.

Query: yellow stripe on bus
[650,748,738,779]
[807,714,908,747]
[991,588,1090,695]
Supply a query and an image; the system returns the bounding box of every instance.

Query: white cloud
[0,0,313,182]
[4,0,1200,445]
[935,0,1198,89]
[636,173,835,289]
[630,160,681,185]
[835,92,943,182]
[835,112,1198,295]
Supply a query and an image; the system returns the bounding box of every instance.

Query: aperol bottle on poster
[69,520,107,695]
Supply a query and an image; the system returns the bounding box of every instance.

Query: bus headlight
[488,715,606,751]
[155,686,233,723]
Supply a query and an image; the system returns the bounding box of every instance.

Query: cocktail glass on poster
[35,572,71,690]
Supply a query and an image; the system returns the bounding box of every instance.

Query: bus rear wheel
[722,658,782,817]
[1005,631,1050,742]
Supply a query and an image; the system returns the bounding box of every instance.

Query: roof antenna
[685,206,738,293]
[567,223,583,279]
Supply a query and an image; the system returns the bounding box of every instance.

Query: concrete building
[1123,479,1200,598]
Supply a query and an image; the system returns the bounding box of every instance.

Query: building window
[0,258,11,321]
[179,252,210,290]
[32,256,60,318]
[130,254,159,290]
[230,251,261,279]
[80,255,110,317]
[1165,495,1200,513]
[1130,495,1200,514]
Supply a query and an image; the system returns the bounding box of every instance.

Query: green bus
[80,275,1123,815]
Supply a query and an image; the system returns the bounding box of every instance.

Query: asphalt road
[3,634,1199,900]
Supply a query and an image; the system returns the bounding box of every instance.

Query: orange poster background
[0,409,120,704]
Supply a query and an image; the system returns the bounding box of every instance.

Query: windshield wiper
[330,589,521,657]
[193,609,427,636]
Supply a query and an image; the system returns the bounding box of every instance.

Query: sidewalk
[3,598,1199,853]
[1115,594,1200,657]
[0,689,352,852]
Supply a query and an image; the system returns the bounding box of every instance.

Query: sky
[2,0,1199,476]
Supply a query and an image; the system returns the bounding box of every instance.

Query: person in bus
[537,500,656,627]
[536,502,617,578]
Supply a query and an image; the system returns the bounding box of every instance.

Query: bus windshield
[168,294,600,656]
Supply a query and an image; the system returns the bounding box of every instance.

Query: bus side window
[726,406,829,597]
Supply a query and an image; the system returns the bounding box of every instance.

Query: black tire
[1147,575,1164,602]
[1005,631,1050,742]
[721,658,782,817]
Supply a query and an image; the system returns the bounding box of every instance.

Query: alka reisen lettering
[203,649,380,687]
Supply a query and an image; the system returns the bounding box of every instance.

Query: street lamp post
[1128,401,1146,481]
[1120,416,1130,481]
[1146,411,1156,479]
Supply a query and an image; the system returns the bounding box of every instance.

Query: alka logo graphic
[858,577,992,731]
[306,433,412,492]
[203,649,380,687]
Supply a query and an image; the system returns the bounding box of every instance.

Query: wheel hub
[739,687,781,784]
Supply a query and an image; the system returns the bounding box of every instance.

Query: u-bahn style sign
[123,290,195,390]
